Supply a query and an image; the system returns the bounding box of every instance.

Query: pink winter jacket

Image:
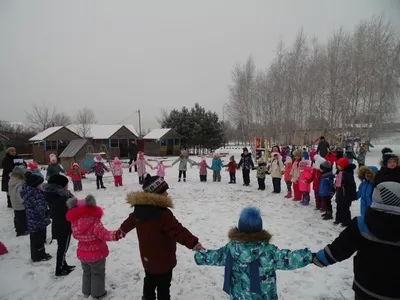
[66,205,119,263]
[111,164,129,177]
[130,158,153,176]
[299,166,313,192]
[154,163,171,177]
[284,164,292,182]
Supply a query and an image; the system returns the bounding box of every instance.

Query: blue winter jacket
[211,158,223,171]
[195,228,312,300]
[356,166,378,217]
[21,185,51,232]
[303,151,310,160]
[319,173,335,197]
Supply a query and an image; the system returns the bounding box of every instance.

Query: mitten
[312,252,327,268]
[193,242,205,251]
[115,228,126,240]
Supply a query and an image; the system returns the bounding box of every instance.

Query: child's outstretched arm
[119,212,137,235]
[172,158,180,166]
[194,245,229,266]
[93,221,125,241]
[145,160,154,169]
[274,246,313,270]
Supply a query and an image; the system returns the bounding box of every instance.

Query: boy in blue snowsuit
[319,161,335,220]
[357,166,378,217]
[194,207,312,299]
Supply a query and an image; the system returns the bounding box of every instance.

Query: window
[46,141,58,150]
[110,139,119,148]
[160,139,167,146]
[174,139,180,146]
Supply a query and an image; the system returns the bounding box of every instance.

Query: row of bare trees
[227,16,400,144]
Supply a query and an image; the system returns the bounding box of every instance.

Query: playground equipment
[78,144,114,175]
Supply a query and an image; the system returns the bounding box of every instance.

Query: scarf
[335,171,343,188]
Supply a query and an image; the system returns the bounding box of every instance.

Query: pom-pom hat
[238,207,263,233]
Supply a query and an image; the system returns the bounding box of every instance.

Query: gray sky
[1,0,399,132]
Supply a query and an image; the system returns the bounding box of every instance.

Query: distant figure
[316,136,330,158]
[128,140,138,173]
[2,147,26,208]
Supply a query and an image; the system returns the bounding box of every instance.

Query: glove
[312,253,326,268]
[193,242,205,251]
[115,228,126,240]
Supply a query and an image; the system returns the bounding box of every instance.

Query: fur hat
[49,153,57,163]
[67,194,97,209]
[320,161,332,173]
[142,174,169,195]
[48,174,69,187]
[381,148,398,167]
[11,166,26,176]
[113,157,122,165]
[271,152,280,158]
[238,207,263,233]
[337,157,350,169]
[94,154,102,162]
[357,166,378,181]
[28,162,39,171]
[371,182,400,215]
[25,171,44,188]
[6,147,16,154]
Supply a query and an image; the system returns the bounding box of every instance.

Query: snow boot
[284,191,292,198]
[323,214,333,220]
[183,178,186,182]
[55,266,74,277]
[302,201,310,206]
[94,291,108,299]
[178,178,181,182]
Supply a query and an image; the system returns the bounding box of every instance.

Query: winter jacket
[130,158,153,176]
[89,162,109,177]
[303,151,310,160]
[284,164,292,182]
[316,208,400,300]
[335,164,357,203]
[309,168,322,192]
[195,227,312,300]
[356,152,367,165]
[269,157,284,179]
[172,156,195,172]
[66,205,119,263]
[211,158,223,171]
[225,161,237,173]
[128,143,138,159]
[374,166,400,187]
[197,161,211,176]
[8,176,25,211]
[319,172,335,197]
[43,183,73,239]
[67,167,88,182]
[237,153,255,171]
[310,151,317,162]
[317,140,330,158]
[357,166,378,218]
[299,167,313,192]
[345,149,355,160]
[21,185,50,232]
[1,153,26,192]
[290,161,301,183]
[325,153,336,167]
[256,164,267,179]
[336,150,344,160]
[120,192,199,274]
[154,164,171,178]
[46,163,65,180]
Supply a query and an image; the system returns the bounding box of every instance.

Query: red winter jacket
[309,168,322,191]
[227,161,237,173]
[325,153,337,167]
[67,166,88,182]
[120,192,199,274]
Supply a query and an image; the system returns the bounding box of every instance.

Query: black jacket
[336,164,357,203]
[317,140,330,158]
[1,153,26,192]
[128,143,138,159]
[43,183,73,239]
[237,153,255,171]
[374,166,400,187]
[317,207,400,299]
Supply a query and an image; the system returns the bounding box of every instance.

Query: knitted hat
[381,148,398,167]
[67,194,97,209]
[371,182,400,215]
[49,154,57,163]
[337,157,350,169]
[238,207,263,233]
[6,147,16,154]
[320,161,332,173]
[113,157,122,165]
[25,171,44,188]
[28,162,39,171]
[299,160,309,168]
[48,174,69,187]
[243,147,249,152]
[142,174,169,195]
[11,166,26,176]
[285,157,292,165]
[230,155,234,161]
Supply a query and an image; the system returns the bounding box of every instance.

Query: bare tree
[54,112,72,126]
[25,104,57,131]
[75,108,96,137]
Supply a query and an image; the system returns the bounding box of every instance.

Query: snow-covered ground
[0,142,398,300]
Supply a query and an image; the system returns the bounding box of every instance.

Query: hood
[127,191,173,208]
[66,205,104,233]
[241,153,252,158]
[365,207,400,242]
[343,164,356,174]
[42,183,71,197]
[8,176,24,189]
[228,227,272,263]
[357,166,378,181]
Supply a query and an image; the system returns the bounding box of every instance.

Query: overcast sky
[1,0,399,132]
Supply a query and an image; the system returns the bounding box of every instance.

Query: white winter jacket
[269,157,284,178]
[8,176,25,211]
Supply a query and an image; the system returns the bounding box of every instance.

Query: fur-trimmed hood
[127,191,174,208]
[66,205,104,222]
[358,166,378,182]
[228,227,272,243]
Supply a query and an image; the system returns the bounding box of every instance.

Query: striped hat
[372,182,400,215]
[143,174,169,195]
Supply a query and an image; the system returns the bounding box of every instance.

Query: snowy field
[0,141,399,300]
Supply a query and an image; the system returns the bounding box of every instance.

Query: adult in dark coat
[43,175,75,276]
[313,182,400,300]
[316,136,330,158]
[2,147,26,208]
[128,140,138,173]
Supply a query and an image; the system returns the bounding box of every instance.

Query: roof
[123,124,139,138]
[59,139,88,158]
[29,126,63,141]
[143,128,182,140]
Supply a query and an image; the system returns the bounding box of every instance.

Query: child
[211,152,223,182]
[256,159,267,190]
[224,155,237,184]
[46,154,65,180]
[357,166,378,217]
[319,161,335,220]
[21,171,52,262]
[237,148,255,186]
[67,163,87,191]
[152,160,172,179]
[313,182,400,300]
[303,148,310,160]
[66,195,125,299]
[111,157,129,187]
[299,160,313,205]
[356,146,367,168]
[119,174,204,300]
[43,174,75,276]
[310,148,317,166]
[196,156,211,182]
[89,155,109,190]
[172,150,195,182]
[325,150,337,169]
[130,151,154,184]
[310,155,324,210]
[290,151,302,201]
[269,152,284,193]
[0,241,7,255]
[374,147,400,186]
[28,162,43,178]
[284,158,293,198]
[9,166,28,236]
[194,207,312,299]
[334,158,357,226]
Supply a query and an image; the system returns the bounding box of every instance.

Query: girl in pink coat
[299,160,313,206]
[152,160,172,179]
[195,156,211,182]
[129,152,154,185]
[111,157,129,187]
[66,195,124,299]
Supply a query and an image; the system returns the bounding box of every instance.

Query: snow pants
[14,210,27,236]
[81,259,106,298]
[73,180,83,191]
[293,182,302,200]
[178,171,186,180]
[200,175,207,182]
[285,181,292,192]
[242,169,250,185]
[114,175,123,186]
[314,191,322,209]
[257,178,266,190]
[56,234,71,273]
[336,198,351,226]
[321,196,332,214]
[229,172,236,183]
[213,171,221,182]
[272,178,281,193]
[30,228,47,261]
[143,269,173,300]
[96,176,105,189]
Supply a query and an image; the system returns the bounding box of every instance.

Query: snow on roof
[29,126,63,141]
[143,129,172,140]
[67,124,124,139]
[123,124,139,138]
